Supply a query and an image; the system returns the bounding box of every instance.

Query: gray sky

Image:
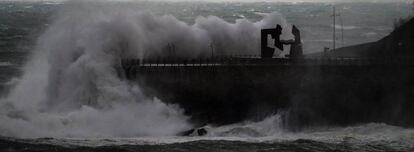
[1,0,412,2]
[175,0,412,2]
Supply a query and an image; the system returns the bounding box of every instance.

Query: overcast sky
[0,0,412,3]
[0,0,412,2]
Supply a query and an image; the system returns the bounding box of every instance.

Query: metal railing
[121,55,414,68]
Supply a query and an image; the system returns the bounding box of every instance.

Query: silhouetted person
[290,25,303,58]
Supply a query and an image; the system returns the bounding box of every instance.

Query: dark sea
[0,1,414,152]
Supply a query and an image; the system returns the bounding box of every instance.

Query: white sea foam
[0,1,291,138]
[17,114,414,150]
[361,32,378,37]
[333,24,359,30]
[3,1,408,143]
[0,62,13,66]
[200,115,414,148]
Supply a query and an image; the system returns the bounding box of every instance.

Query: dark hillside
[310,17,414,58]
[366,17,414,57]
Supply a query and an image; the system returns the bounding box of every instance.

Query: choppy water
[1,1,412,54]
[2,120,414,151]
[0,1,413,152]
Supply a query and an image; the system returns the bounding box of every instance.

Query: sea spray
[206,113,286,138]
[0,1,291,138]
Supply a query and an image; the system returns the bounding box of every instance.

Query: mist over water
[0,1,293,138]
[0,2,414,151]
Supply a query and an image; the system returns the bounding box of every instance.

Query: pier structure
[122,56,414,77]
[120,55,414,126]
[118,24,414,128]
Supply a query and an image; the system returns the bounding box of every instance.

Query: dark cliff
[311,17,414,58]
[367,17,414,57]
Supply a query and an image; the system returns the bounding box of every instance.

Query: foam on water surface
[0,2,413,151]
[0,1,290,138]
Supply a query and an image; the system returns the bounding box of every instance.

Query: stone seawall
[123,59,414,129]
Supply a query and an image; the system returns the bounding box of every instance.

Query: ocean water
[0,1,414,152]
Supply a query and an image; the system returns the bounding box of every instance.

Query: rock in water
[178,127,208,136]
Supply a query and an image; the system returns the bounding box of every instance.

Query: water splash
[207,113,285,138]
[0,2,291,138]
